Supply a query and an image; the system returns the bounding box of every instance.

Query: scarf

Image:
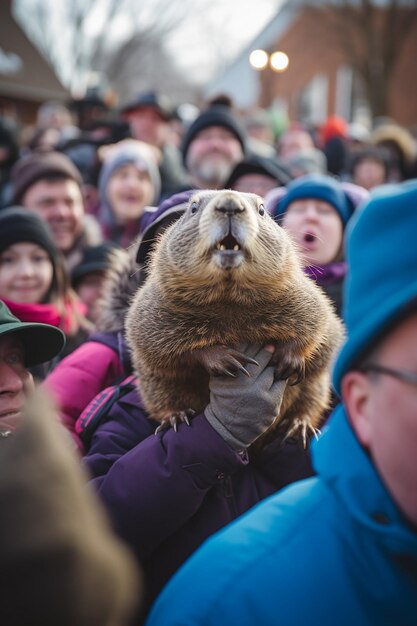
[2,298,87,335]
[3,298,62,327]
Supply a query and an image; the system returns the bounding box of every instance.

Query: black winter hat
[0,207,58,262]
[10,151,83,205]
[120,90,173,120]
[181,105,247,165]
[225,154,292,189]
[71,242,117,287]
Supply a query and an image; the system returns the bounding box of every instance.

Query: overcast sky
[14,0,283,90]
[165,0,283,83]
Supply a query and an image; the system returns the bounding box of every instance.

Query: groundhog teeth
[216,243,240,251]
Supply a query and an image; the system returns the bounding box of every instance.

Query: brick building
[205,1,417,128]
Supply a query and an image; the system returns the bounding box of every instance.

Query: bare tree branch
[14,0,194,94]
[298,0,417,117]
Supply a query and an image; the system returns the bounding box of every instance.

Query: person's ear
[341,371,372,448]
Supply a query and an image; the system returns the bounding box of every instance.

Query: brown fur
[126,190,344,440]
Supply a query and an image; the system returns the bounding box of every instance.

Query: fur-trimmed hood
[371,124,416,166]
[95,241,142,333]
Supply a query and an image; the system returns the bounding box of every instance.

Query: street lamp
[270,51,289,73]
[249,49,290,107]
[249,49,269,70]
[249,49,289,73]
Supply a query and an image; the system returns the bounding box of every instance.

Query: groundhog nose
[215,197,245,215]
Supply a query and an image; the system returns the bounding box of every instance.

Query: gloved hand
[204,343,287,451]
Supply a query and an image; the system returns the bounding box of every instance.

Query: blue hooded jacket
[146,405,417,626]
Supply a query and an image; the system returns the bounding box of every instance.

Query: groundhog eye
[191,201,199,214]
[258,204,265,216]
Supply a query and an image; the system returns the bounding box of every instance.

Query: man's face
[186,126,244,189]
[343,312,417,525]
[277,130,314,160]
[0,335,34,432]
[22,179,85,254]
[123,106,168,147]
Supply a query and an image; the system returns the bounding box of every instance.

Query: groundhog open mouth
[214,233,241,252]
[212,233,245,270]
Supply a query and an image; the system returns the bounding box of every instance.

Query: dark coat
[321,275,344,319]
[83,382,314,611]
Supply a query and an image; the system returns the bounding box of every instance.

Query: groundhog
[126,189,344,442]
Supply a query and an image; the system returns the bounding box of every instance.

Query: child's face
[107,163,154,225]
[75,271,106,324]
[0,243,53,304]
[282,199,344,266]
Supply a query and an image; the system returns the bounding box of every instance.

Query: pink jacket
[43,340,124,452]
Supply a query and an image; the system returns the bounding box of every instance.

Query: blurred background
[2,0,416,129]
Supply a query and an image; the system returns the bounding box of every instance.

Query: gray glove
[204,343,287,451]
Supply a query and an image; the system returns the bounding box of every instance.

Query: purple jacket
[83,383,314,610]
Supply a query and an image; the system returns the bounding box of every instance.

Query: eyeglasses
[359,363,417,389]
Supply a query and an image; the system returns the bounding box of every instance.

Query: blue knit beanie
[333,180,417,394]
[275,174,353,226]
[98,146,161,227]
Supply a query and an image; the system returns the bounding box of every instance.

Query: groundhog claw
[283,418,321,448]
[197,345,258,378]
[155,409,195,434]
[236,363,251,377]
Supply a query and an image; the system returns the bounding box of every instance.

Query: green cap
[0,301,65,367]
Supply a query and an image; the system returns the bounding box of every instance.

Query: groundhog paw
[155,409,196,434]
[197,345,259,378]
[272,348,305,386]
[283,417,321,448]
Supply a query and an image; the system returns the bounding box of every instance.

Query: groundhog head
[148,189,302,292]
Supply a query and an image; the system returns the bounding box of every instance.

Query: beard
[190,155,235,187]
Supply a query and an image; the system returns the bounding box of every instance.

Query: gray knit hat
[98,146,161,228]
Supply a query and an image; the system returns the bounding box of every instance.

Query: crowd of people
[0,89,416,625]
